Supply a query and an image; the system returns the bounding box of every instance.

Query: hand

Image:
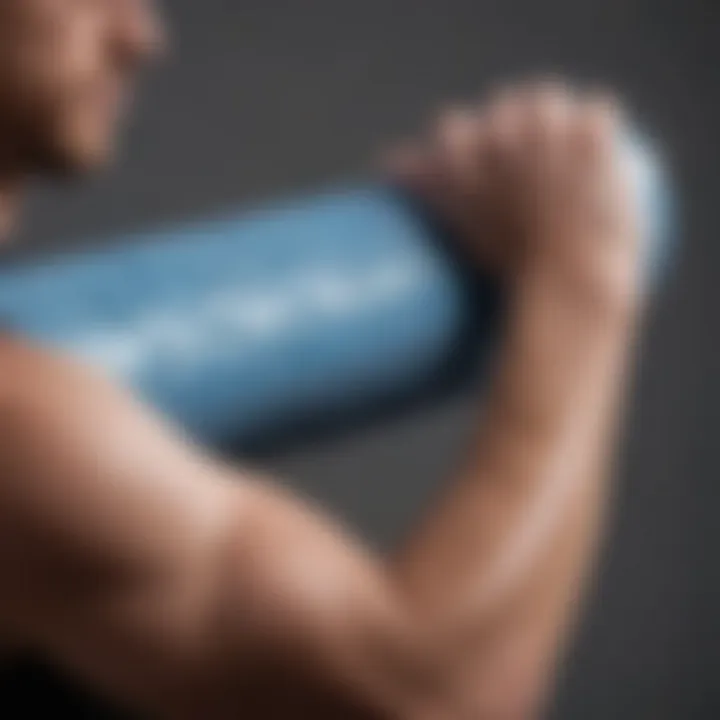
[386,81,643,318]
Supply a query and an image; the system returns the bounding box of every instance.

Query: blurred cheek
[55,15,109,115]
[19,7,96,112]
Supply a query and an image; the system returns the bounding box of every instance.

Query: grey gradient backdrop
[3,0,719,718]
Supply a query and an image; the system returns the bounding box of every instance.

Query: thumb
[379,141,439,194]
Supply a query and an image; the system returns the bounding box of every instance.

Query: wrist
[488,262,639,455]
[513,251,644,334]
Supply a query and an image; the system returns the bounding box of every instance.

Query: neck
[0,163,24,241]
[0,123,32,239]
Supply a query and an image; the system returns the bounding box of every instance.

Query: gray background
[4,0,718,717]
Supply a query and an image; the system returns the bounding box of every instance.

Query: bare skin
[0,2,647,718]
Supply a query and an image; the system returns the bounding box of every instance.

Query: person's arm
[0,84,645,719]
[389,86,644,717]
[393,270,637,717]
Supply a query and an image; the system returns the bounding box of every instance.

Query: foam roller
[0,138,672,445]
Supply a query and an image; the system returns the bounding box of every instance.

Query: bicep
[0,341,447,718]
[203,480,450,719]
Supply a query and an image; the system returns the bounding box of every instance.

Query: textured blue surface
[0,188,470,441]
[0,138,673,444]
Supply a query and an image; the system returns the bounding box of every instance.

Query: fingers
[384,79,626,175]
[574,92,637,241]
[487,81,617,176]
[382,106,488,238]
[385,107,484,185]
[381,79,632,266]
[381,141,432,188]
[565,90,622,195]
[435,106,485,192]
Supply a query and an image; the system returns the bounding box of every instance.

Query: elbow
[393,689,542,720]
[391,614,552,720]
[414,688,544,720]
[475,694,545,720]
[419,685,545,720]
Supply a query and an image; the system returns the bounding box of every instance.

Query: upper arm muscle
[0,339,450,719]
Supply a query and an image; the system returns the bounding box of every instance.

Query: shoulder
[0,333,177,442]
[0,333,211,513]
[0,334,130,453]
[0,332,106,400]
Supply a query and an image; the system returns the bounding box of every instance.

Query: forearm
[392,266,639,716]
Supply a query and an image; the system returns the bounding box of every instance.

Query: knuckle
[436,107,467,135]
[439,107,476,143]
[583,110,618,148]
[585,93,623,131]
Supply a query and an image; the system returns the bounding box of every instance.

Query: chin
[42,136,117,178]
[35,112,122,177]
[71,142,116,174]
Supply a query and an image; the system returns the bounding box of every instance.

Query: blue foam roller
[0,137,672,445]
